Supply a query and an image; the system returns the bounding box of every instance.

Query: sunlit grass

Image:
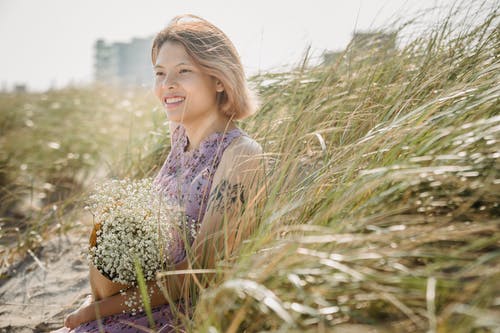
[188,2,499,332]
[0,83,163,267]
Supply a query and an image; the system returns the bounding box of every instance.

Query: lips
[163,96,185,109]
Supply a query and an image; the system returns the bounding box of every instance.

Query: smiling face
[153,41,224,124]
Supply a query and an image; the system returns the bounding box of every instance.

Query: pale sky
[0,0,458,92]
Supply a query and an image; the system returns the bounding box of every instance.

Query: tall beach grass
[186,2,499,332]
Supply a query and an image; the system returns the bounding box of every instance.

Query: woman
[59,14,264,332]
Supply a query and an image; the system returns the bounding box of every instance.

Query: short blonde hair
[151,14,259,120]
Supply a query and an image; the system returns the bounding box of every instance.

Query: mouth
[164,96,185,109]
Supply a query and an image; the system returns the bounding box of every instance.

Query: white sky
[0,0,458,92]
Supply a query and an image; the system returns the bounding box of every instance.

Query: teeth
[165,97,185,104]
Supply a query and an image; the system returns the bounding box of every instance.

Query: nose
[161,72,177,89]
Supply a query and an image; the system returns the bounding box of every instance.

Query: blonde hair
[151,14,259,120]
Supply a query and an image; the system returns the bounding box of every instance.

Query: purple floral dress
[73,124,247,333]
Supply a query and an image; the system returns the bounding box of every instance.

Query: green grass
[0,0,498,332]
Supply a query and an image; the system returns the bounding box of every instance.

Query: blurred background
[1,0,457,93]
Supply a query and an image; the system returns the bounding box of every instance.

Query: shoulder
[225,135,263,158]
[214,134,264,183]
[221,135,263,170]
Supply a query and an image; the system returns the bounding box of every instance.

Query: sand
[0,226,90,333]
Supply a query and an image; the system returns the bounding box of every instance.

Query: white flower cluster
[120,286,155,315]
[86,177,184,285]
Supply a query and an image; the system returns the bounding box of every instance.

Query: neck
[183,113,236,151]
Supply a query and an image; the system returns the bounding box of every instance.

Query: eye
[155,72,164,76]
[179,68,191,74]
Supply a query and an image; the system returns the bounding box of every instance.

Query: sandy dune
[0,227,90,332]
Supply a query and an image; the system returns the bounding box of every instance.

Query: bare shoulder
[216,135,264,180]
[225,135,263,156]
[221,135,263,169]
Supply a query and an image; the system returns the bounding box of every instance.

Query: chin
[164,110,185,123]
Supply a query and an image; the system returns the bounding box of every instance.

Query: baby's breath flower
[87,177,184,285]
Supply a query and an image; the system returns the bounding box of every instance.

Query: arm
[188,137,266,272]
[65,258,190,329]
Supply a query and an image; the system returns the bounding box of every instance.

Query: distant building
[14,84,27,93]
[94,36,154,88]
[347,31,397,52]
[323,31,397,65]
[322,51,343,65]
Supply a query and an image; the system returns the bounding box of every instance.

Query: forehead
[155,41,194,66]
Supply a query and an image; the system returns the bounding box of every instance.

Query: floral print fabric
[154,124,247,226]
[73,300,190,333]
[73,124,245,333]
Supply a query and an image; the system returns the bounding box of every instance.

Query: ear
[215,79,225,93]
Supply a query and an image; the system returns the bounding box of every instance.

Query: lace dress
[73,124,247,333]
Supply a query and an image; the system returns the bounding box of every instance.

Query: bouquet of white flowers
[86,177,184,285]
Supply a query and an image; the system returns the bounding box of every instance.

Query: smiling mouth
[164,97,185,108]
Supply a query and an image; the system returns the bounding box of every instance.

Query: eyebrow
[153,62,192,69]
